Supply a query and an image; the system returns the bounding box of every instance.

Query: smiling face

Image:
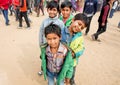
[47,8,58,18]
[71,20,85,33]
[61,7,71,19]
[46,33,61,48]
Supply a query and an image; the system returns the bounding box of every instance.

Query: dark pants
[15,8,20,21]
[70,66,76,84]
[37,5,44,16]
[9,5,13,15]
[19,11,30,27]
[94,22,107,40]
[85,16,93,34]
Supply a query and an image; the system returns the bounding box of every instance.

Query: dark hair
[47,1,59,12]
[74,13,89,27]
[44,23,61,38]
[61,1,72,9]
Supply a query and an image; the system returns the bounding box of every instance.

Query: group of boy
[38,1,89,85]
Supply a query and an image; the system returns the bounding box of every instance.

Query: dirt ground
[0,10,120,85]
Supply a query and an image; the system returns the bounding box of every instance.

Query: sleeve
[65,51,73,78]
[39,21,44,46]
[102,5,109,23]
[70,36,85,58]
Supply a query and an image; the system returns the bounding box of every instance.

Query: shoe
[38,71,43,76]
[18,26,22,29]
[96,39,101,42]
[36,15,39,17]
[70,80,76,85]
[85,33,88,35]
[6,23,10,26]
[26,27,31,29]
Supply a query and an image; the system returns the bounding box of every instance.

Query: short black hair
[61,1,72,9]
[44,23,61,38]
[47,1,59,12]
[74,13,89,27]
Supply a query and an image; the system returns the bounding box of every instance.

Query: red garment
[0,0,12,9]
[13,0,20,6]
[13,0,20,9]
[20,0,27,12]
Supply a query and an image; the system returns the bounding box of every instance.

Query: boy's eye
[52,8,57,11]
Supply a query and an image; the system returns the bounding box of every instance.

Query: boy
[62,13,89,85]
[38,0,65,75]
[40,23,73,85]
[92,0,114,41]
[59,1,74,28]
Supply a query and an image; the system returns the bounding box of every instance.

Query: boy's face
[47,8,58,18]
[46,33,61,48]
[71,20,85,33]
[61,7,71,19]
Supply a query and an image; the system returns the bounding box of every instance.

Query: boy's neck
[50,47,59,54]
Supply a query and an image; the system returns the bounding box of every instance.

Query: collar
[46,43,65,54]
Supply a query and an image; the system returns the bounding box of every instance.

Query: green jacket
[40,43,73,85]
[59,14,74,27]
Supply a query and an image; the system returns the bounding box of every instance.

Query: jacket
[98,2,110,23]
[0,0,12,9]
[39,16,65,45]
[69,32,85,66]
[40,42,73,85]
[59,14,74,28]
[83,0,97,17]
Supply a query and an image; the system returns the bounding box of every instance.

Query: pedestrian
[92,0,114,41]
[83,0,98,35]
[18,0,30,29]
[0,0,12,25]
[40,22,73,85]
[109,0,118,18]
[36,0,44,17]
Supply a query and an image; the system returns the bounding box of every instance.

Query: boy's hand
[101,23,105,26]
[65,78,70,85]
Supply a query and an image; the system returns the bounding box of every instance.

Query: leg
[70,67,76,85]
[85,16,93,35]
[37,6,40,17]
[2,10,9,25]
[109,9,115,18]
[94,22,107,40]
[22,11,30,27]
[18,12,23,27]
[40,5,44,15]
[47,70,55,85]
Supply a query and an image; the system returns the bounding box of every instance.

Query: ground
[0,10,120,85]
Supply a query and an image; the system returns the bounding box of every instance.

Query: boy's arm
[39,21,44,47]
[70,36,85,58]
